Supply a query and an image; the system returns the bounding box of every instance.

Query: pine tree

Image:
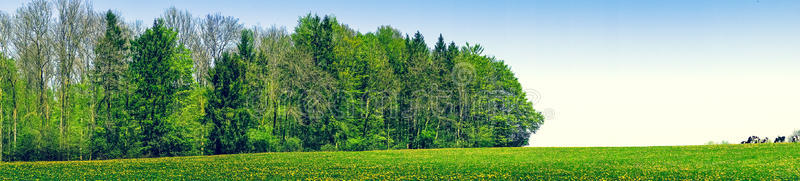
[292,14,336,72]
[129,19,194,157]
[205,30,254,154]
[91,11,133,159]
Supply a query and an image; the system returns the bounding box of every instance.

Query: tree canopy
[0,1,543,161]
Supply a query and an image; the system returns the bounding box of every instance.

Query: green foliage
[0,9,543,161]
[414,130,436,149]
[319,144,337,152]
[92,10,137,160]
[170,86,209,156]
[344,137,366,151]
[292,14,336,72]
[205,50,253,154]
[282,137,303,152]
[247,126,278,152]
[129,19,195,157]
[473,126,494,147]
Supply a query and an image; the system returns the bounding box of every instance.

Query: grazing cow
[774,136,786,143]
[742,136,759,144]
[740,135,798,144]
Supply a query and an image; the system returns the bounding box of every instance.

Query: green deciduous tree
[14,0,55,156]
[0,7,544,161]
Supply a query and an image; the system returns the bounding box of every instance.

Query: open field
[2,144,800,180]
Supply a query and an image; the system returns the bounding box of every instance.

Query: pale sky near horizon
[2,0,799,147]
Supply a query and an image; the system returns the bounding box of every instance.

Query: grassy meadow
[1,143,800,180]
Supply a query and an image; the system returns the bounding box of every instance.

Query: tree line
[0,0,544,161]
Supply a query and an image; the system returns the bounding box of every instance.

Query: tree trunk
[362,98,370,137]
[64,79,70,160]
[200,98,205,155]
[385,104,391,150]
[457,89,464,145]
[88,80,97,161]
[38,74,46,152]
[435,121,440,140]
[88,102,94,161]
[12,100,16,155]
[283,102,289,141]
[1,89,4,162]
[41,69,48,126]
[78,117,82,161]
[272,100,278,135]
[59,87,64,158]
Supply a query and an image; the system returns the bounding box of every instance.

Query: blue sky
[2,0,800,146]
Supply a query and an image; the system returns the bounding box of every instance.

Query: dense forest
[0,0,543,161]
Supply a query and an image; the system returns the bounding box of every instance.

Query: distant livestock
[742,136,761,144]
[774,136,786,143]
[742,135,800,144]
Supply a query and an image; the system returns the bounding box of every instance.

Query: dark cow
[746,136,760,144]
[791,136,800,143]
[774,136,786,143]
[742,135,800,144]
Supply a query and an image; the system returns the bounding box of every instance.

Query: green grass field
[2,143,800,180]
